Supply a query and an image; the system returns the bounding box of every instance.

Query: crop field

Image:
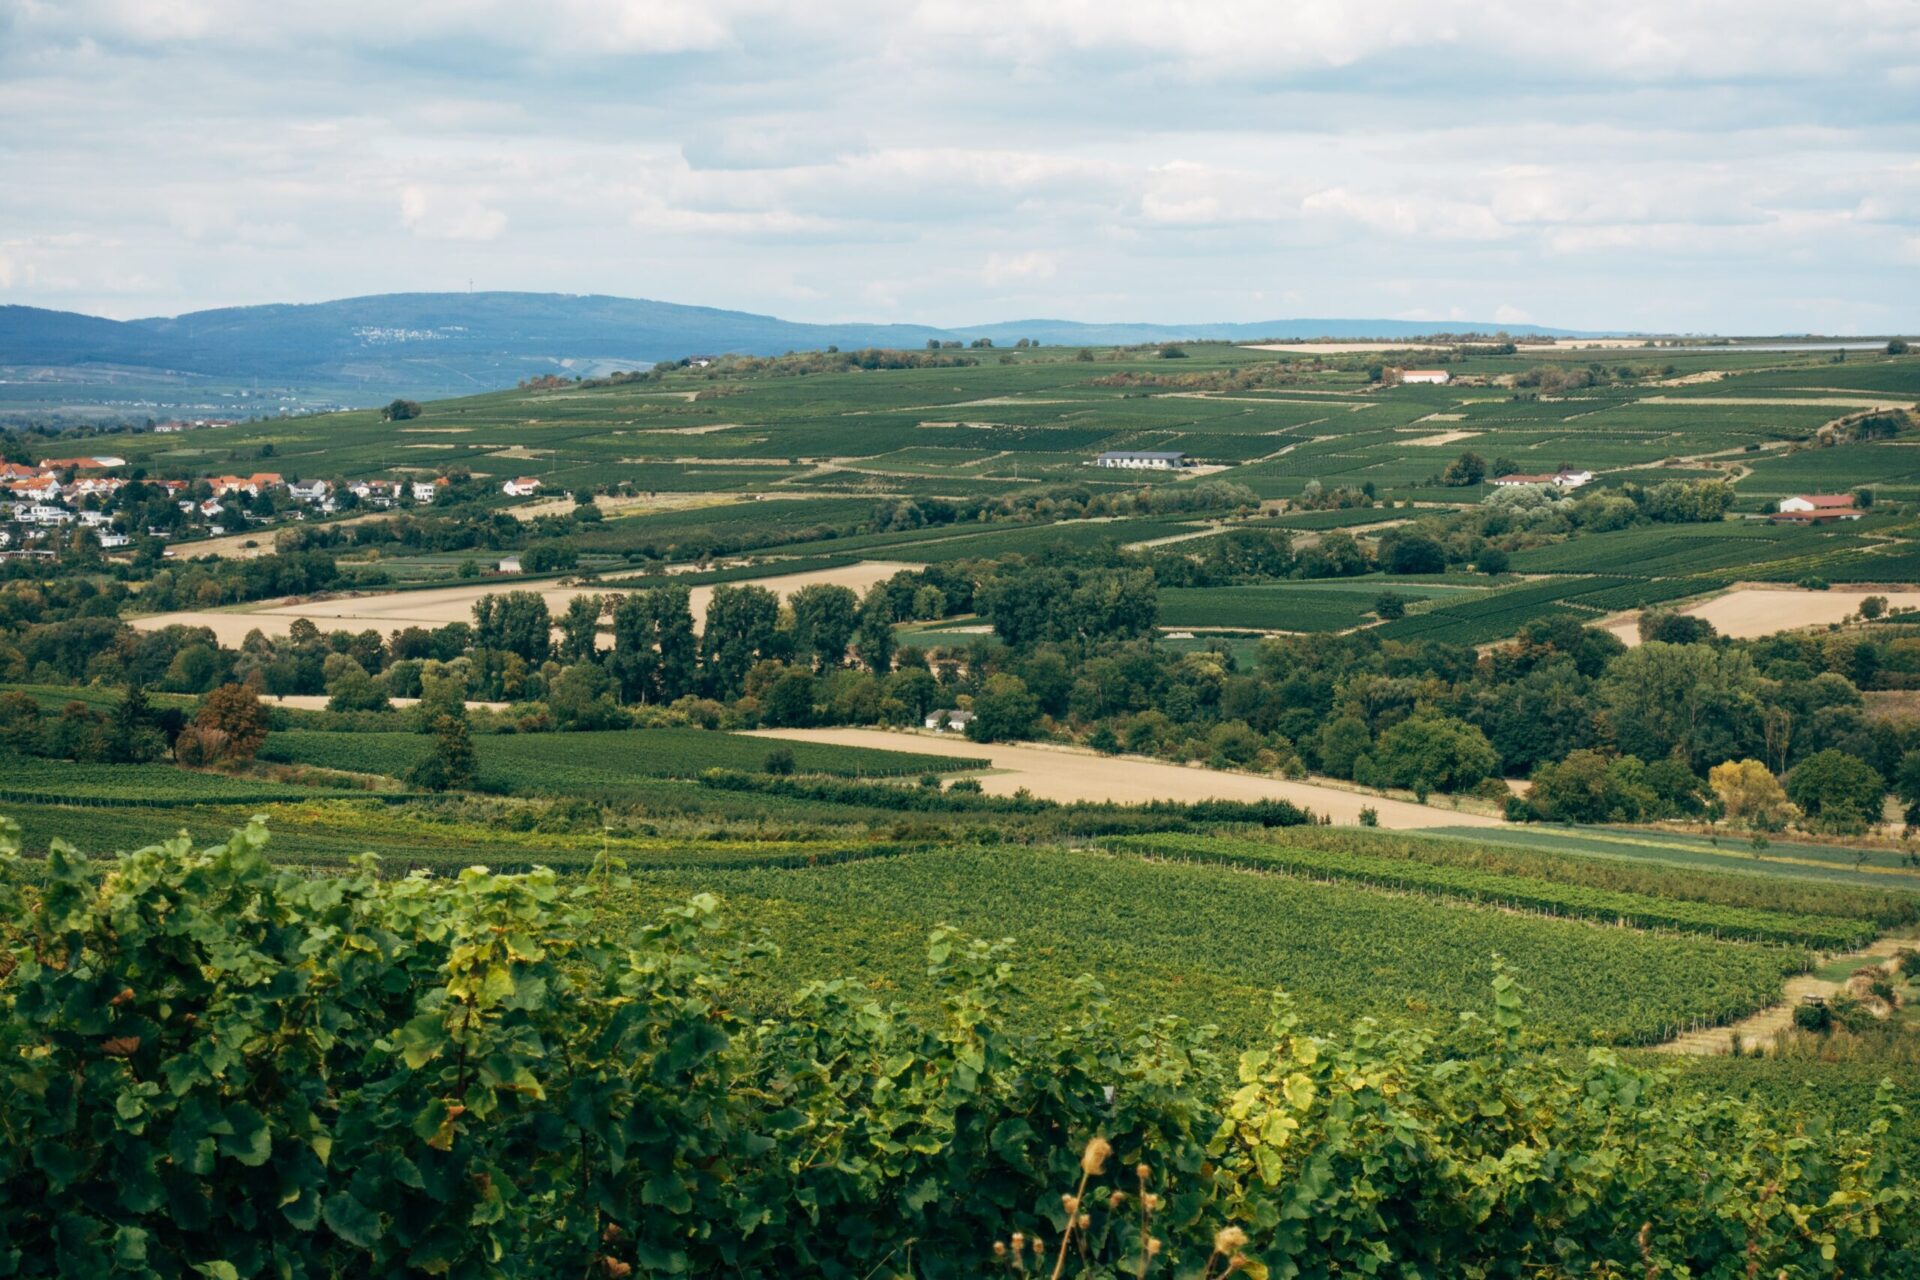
[1158,578,1488,631]
[1102,832,1877,948]
[257,727,984,790]
[0,754,384,807]
[625,842,1803,1046]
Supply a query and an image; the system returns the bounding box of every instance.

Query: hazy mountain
[1,292,1599,408]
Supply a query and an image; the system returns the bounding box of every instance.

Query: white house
[23,505,73,525]
[96,530,130,549]
[1094,450,1188,471]
[1398,369,1451,385]
[924,709,975,733]
[410,481,438,503]
[288,479,330,503]
[77,510,110,527]
[503,476,543,497]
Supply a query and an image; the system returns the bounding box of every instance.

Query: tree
[1786,749,1885,833]
[701,585,780,699]
[1475,547,1510,575]
[557,595,604,664]
[1381,533,1446,575]
[790,584,860,670]
[382,398,423,421]
[762,670,817,727]
[192,687,270,767]
[473,592,552,665]
[1441,452,1487,487]
[967,675,1040,743]
[1315,716,1372,779]
[1372,713,1498,796]
[1638,612,1717,645]
[547,663,626,731]
[104,685,165,763]
[1887,337,1909,355]
[854,584,896,675]
[324,656,390,712]
[1373,593,1407,621]
[1894,750,1920,825]
[407,714,477,791]
[1599,642,1763,771]
[1860,595,1888,621]
[1709,758,1794,831]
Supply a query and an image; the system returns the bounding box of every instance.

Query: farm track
[1653,939,1912,1056]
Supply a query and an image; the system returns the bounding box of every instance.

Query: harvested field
[746,727,1502,830]
[1605,586,1920,646]
[1401,429,1481,447]
[130,559,923,645]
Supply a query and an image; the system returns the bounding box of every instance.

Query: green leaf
[218,1104,272,1167]
[191,1265,239,1280]
[323,1193,382,1250]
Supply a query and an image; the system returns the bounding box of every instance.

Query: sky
[2,0,1918,333]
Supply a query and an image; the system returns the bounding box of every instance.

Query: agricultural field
[257,726,983,789]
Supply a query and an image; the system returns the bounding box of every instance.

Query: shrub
[1792,1000,1833,1033]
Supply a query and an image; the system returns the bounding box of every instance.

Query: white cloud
[399,186,507,241]
[1493,303,1533,325]
[2,0,1917,328]
[981,250,1057,285]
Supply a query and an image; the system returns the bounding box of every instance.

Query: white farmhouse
[503,476,543,497]
[924,709,976,733]
[1398,369,1451,385]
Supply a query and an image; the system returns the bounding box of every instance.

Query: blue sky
[2,0,1917,332]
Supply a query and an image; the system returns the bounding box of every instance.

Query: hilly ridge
[0,291,1596,410]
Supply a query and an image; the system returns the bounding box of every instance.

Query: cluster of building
[2,457,133,550]
[1489,467,1594,490]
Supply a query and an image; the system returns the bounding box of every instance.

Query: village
[0,452,545,561]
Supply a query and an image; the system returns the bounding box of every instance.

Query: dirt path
[745,727,1502,830]
[1654,942,1907,1056]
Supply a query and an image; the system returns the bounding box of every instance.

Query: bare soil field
[1604,586,1920,646]
[746,727,1502,830]
[130,560,923,646]
[1401,429,1481,447]
[163,512,392,562]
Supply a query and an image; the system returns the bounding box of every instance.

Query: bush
[763,745,796,775]
[1792,1000,1833,1033]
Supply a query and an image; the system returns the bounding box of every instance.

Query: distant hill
[0,292,1600,407]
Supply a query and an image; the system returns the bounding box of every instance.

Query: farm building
[1398,369,1451,385]
[1490,468,1593,490]
[1095,450,1188,471]
[1773,494,1863,523]
[924,709,975,733]
[503,476,543,496]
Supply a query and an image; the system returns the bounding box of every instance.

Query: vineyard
[627,842,1804,1047]
[2,821,1913,1278]
[1101,832,1878,948]
[257,726,983,789]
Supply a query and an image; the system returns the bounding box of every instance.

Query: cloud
[982,251,1057,285]
[1,1,1917,329]
[399,186,507,241]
